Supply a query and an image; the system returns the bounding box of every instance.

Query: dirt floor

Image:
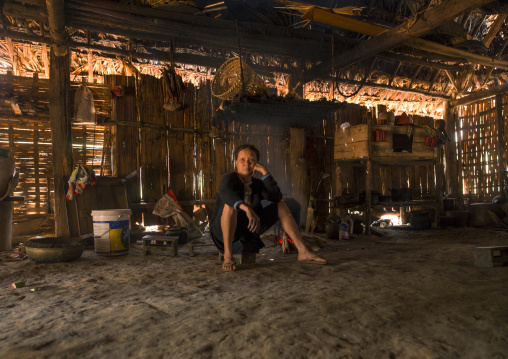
[1,226,507,359]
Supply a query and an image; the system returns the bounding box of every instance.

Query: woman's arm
[255,163,283,203]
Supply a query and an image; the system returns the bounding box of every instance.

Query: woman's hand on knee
[245,207,261,233]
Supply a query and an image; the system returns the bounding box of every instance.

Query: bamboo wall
[7,69,507,228]
[456,96,507,201]
[108,74,339,225]
[0,73,111,216]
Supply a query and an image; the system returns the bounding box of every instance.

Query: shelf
[334,124,438,162]
[337,200,438,209]
[334,123,442,234]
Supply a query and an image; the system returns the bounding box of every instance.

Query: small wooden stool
[142,235,178,257]
[474,246,508,267]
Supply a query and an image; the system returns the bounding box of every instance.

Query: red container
[424,135,430,146]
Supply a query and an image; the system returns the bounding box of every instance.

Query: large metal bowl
[24,237,85,264]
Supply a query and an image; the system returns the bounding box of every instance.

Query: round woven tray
[211,57,266,101]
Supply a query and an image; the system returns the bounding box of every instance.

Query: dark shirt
[210,172,282,253]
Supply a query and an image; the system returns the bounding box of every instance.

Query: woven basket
[211,57,266,101]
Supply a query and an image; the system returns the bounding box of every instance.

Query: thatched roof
[2,0,508,117]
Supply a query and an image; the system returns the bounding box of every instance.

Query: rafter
[450,82,508,107]
[303,0,496,81]
[405,38,508,70]
[482,14,507,48]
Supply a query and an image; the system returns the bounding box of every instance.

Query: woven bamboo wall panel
[457,97,503,201]
[0,74,112,216]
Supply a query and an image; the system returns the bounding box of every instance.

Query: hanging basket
[211,57,266,101]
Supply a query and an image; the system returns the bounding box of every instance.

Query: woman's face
[236,148,257,177]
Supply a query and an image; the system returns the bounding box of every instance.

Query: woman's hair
[234,144,260,161]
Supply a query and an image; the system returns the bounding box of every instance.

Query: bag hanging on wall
[74,85,96,124]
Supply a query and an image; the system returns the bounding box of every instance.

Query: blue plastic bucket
[91,209,131,256]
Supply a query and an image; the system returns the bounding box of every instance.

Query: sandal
[222,260,237,271]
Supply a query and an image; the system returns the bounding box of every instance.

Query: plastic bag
[339,215,352,240]
[74,85,96,124]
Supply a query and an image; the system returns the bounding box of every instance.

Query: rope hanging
[333,58,376,98]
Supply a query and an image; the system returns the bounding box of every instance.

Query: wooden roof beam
[405,37,508,70]
[0,28,291,75]
[450,82,508,107]
[483,36,508,85]
[304,0,495,81]
[482,14,507,48]
[327,77,450,99]
[376,52,461,72]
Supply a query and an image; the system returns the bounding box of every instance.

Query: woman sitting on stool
[210,144,327,271]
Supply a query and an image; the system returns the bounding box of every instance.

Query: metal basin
[24,237,85,264]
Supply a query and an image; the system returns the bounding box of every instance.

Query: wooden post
[444,100,459,198]
[456,112,464,206]
[365,113,372,235]
[289,128,309,228]
[47,0,73,237]
[400,206,407,225]
[365,159,372,235]
[88,49,94,83]
[436,147,443,225]
[496,94,506,194]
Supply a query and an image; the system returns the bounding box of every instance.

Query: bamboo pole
[496,94,506,195]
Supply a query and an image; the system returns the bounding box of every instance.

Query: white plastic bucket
[91,209,131,256]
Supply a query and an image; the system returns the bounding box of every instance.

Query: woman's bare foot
[297,251,327,265]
